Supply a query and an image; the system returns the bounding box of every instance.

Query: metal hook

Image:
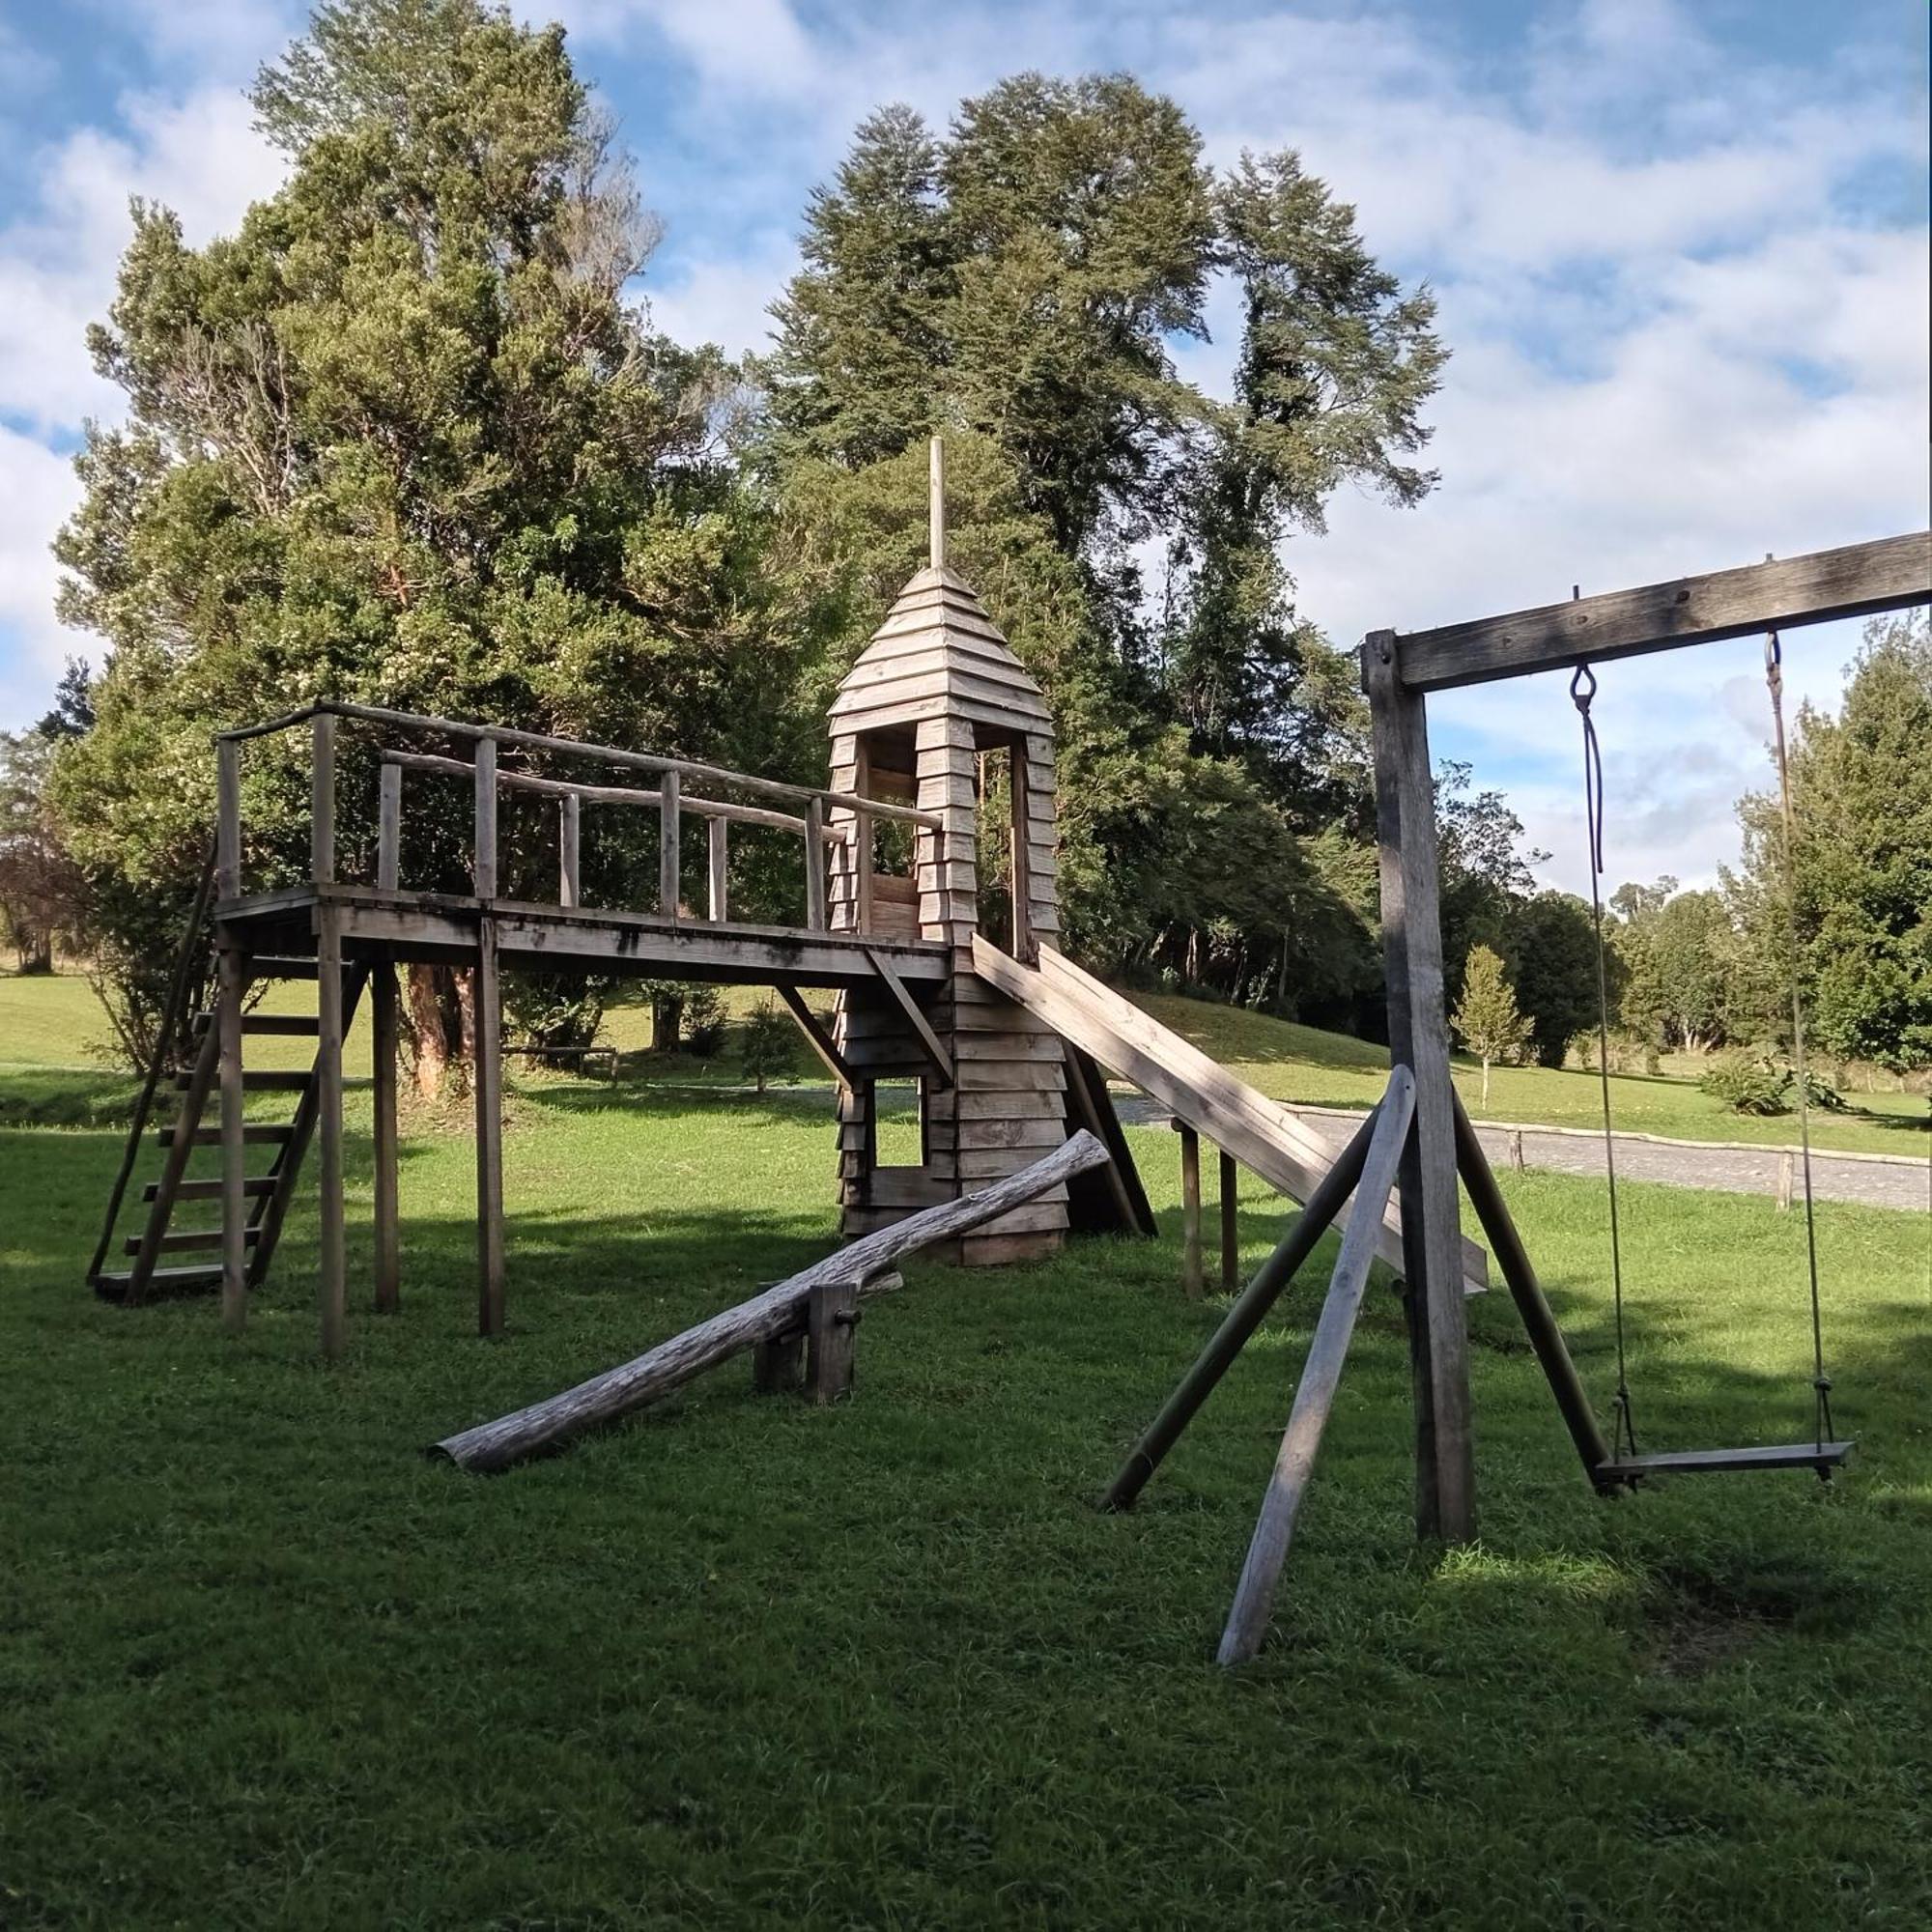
[1570,663,1597,711]
[1764,629,1782,671]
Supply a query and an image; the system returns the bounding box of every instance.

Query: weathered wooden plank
[775,983,854,1088]
[1217,1067,1417,1665]
[1366,631,1475,1546]
[1393,533,1932,694]
[311,713,336,886]
[472,738,497,899]
[659,768,680,921]
[474,915,505,1339]
[863,947,952,1087]
[560,794,581,909]
[217,941,247,1335]
[378,760,402,894]
[431,1132,1111,1471]
[372,961,400,1314]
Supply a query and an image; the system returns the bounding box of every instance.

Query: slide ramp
[972,938,1486,1293]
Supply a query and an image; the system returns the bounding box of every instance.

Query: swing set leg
[1449,1093,1618,1491]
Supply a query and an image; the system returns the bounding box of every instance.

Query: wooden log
[1217,1067,1417,1665]
[377,760,402,893]
[316,903,346,1361]
[1179,1123,1203,1299]
[475,916,505,1338]
[775,984,854,1088]
[430,1131,1111,1472]
[808,1276,860,1404]
[1101,1105,1383,1514]
[864,946,952,1087]
[311,712,336,886]
[1366,631,1475,1546]
[1392,533,1932,694]
[372,961,400,1313]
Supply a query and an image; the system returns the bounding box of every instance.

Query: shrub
[1698,1051,1844,1116]
[738,999,795,1094]
[681,986,727,1058]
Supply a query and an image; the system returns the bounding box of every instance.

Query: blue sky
[1,0,1926,891]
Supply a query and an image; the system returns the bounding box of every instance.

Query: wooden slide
[971,939,1487,1294]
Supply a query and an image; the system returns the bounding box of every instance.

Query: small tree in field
[1452,944,1531,1104]
[739,999,794,1094]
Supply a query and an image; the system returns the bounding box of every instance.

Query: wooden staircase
[88,874,366,1303]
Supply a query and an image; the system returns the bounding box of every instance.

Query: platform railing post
[215,740,242,900]
[708,815,728,922]
[372,961,401,1313]
[311,712,336,886]
[559,793,580,908]
[377,761,401,892]
[473,736,497,899]
[804,797,827,930]
[659,768,680,921]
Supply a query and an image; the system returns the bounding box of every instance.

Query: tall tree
[1451,943,1531,1103]
[47,0,791,1077]
[1731,613,1932,1070]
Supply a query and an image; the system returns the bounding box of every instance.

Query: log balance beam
[431,1130,1111,1474]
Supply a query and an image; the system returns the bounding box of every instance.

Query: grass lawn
[1135,992,1932,1161]
[3,1045,1930,1926]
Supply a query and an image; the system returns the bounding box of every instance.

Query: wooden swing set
[1109,531,1932,1664]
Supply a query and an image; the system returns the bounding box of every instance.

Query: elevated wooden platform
[217,885,952,989]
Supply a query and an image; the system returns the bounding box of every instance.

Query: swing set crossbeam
[1596,1440,1855,1481]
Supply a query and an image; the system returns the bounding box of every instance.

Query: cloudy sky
[0,0,1925,893]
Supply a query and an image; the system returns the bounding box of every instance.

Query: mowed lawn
[3,1022,1931,1926]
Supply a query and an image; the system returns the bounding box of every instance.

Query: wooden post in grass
[808,1277,860,1403]
[1365,629,1475,1548]
[1179,1122,1203,1299]
[372,960,401,1313]
[1219,1150,1238,1293]
[474,916,505,1338]
[1776,1150,1794,1212]
[1217,1067,1417,1665]
[316,902,346,1361]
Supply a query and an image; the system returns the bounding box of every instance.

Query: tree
[739,998,793,1094]
[0,724,85,974]
[757,76,1442,1001]
[1451,944,1531,1103]
[46,0,795,1080]
[1505,891,1602,1068]
[1728,615,1932,1073]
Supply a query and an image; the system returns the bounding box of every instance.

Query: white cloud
[645,231,798,356]
[0,426,84,719]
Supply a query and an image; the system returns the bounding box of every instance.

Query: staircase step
[190,1012,323,1037]
[172,1069,311,1092]
[95,1264,223,1302]
[157,1123,293,1149]
[127,1228,262,1256]
[147,1177,276,1202]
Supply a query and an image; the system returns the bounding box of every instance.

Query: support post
[215,741,242,899]
[659,767,679,920]
[474,915,505,1337]
[1776,1150,1794,1212]
[804,797,827,930]
[473,737,497,899]
[753,1325,806,1394]
[1217,1068,1417,1665]
[1365,629,1475,1546]
[1507,1128,1524,1173]
[707,814,727,922]
[311,712,336,886]
[1450,1094,1614,1484]
[1219,1149,1238,1293]
[1102,1102,1382,1513]
[372,961,400,1313]
[558,793,580,909]
[377,760,401,892]
[1179,1122,1203,1299]
[315,902,346,1361]
[807,1276,859,1403]
[217,936,247,1334]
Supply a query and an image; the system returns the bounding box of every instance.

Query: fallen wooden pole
[1100,1103,1383,1513]
[431,1131,1111,1472]
[1217,1067,1417,1666]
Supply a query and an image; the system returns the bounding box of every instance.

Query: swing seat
[1596,1439,1854,1482]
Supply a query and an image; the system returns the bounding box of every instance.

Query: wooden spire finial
[928,435,946,572]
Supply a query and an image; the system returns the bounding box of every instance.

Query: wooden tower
[825,440,1070,1264]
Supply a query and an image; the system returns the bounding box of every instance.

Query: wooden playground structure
[83,446,1932,1661]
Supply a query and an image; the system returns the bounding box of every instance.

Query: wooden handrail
[216,699,940,830]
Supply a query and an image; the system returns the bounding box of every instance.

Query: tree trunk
[405,961,466,1100]
[1481,1056,1491,1106]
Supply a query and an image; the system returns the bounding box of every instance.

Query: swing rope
[1764,632,1836,1452]
[1570,664,1638,1461]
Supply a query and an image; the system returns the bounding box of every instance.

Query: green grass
[1136,993,1931,1160]
[4,1055,1931,1927]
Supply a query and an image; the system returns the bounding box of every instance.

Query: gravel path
[1112,1094,1931,1213]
